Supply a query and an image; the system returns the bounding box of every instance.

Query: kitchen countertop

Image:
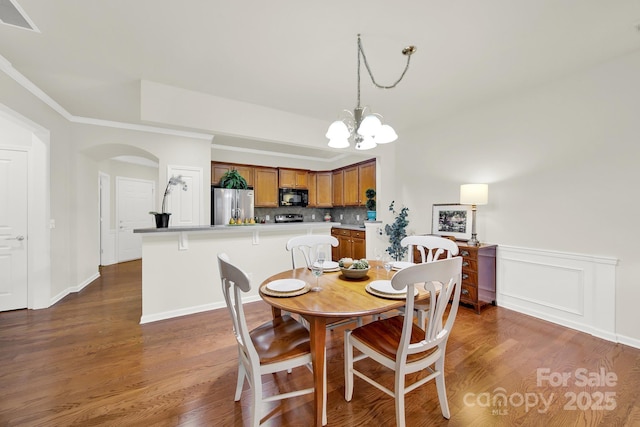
[332,221,381,231]
[134,221,341,234]
[134,220,382,234]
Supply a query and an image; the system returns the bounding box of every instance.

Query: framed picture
[432,204,472,241]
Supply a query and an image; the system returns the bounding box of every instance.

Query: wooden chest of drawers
[457,243,497,313]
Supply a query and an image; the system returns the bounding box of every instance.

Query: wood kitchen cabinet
[343,165,359,205]
[306,171,332,208]
[211,162,254,187]
[279,168,308,189]
[307,172,317,207]
[358,160,376,203]
[332,170,344,207]
[331,227,366,261]
[316,171,332,207]
[253,167,279,207]
[333,159,376,207]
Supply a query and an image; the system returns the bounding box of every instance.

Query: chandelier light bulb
[326,120,350,139]
[357,115,382,137]
[375,124,398,144]
[328,137,350,148]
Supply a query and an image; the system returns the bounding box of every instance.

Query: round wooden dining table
[259,261,428,427]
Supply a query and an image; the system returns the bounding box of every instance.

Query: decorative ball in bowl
[338,258,370,279]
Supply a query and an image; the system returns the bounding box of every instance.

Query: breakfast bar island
[134,222,339,324]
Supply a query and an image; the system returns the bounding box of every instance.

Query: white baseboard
[139,295,262,324]
[616,333,640,350]
[497,245,617,343]
[49,271,101,306]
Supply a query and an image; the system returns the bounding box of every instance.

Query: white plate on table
[369,280,407,295]
[392,261,414,271]
[266,278,306,293]
[310,260,340,271]
[366,280,418,299]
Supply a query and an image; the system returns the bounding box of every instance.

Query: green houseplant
[219,169,248,189]
[384,201,410,261]
[365,188,376,220]
[149,175,188,228]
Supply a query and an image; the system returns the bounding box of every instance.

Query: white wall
[392,50,640,344]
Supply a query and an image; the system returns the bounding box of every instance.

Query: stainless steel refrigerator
[211,187,255,225]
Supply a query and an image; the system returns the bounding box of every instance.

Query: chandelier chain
[357,35,413,95]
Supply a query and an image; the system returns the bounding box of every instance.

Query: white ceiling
[2,1,640,158]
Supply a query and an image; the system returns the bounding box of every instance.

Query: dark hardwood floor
[1,260,638,426]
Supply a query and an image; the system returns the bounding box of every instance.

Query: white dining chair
[286,235,362,329]
[218,253,326,427]
[344,257,463,427]
[286,234,339,269]
[400,235,459,329]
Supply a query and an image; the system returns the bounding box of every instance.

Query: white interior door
[0,149,28,311]
[166,165,202,226]
[116,177,154,263]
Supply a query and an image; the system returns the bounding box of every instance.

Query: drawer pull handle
[462,289,470,296]
[462,261,469,267]
[462,274,469,280]
[461,250,470,256]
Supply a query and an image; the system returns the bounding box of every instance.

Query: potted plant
[384,201,410,261]
[365,188,376,220]
[219,169,248,189]
[149,175,188,228]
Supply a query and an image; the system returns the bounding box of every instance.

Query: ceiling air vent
[0,0,39,32]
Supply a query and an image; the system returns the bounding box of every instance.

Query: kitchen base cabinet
[331,228,366,261]
[457,243,497,314]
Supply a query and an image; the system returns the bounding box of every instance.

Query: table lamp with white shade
[460,184,488,247]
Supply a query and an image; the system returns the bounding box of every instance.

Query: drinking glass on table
[310,251,325,292]
[374,248,382,269]
[383,257,393,279]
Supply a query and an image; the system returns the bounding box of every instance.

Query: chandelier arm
[358,36,413,90]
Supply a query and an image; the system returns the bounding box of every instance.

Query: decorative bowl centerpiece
[338,258,370,279]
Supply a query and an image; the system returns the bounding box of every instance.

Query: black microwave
[279,188,308,207]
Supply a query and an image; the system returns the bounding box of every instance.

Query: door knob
[7,235,25,241]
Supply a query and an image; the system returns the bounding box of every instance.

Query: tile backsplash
[255,206,368,226]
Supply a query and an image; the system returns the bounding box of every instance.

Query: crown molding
[1,53,213,140]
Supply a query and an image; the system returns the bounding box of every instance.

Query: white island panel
[137,223,338,323]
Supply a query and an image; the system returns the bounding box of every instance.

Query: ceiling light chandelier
[326,34,416,150]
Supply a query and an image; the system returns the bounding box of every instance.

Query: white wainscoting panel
[497,245,617,342]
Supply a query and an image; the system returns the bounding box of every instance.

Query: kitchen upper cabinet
[211,162,254,187]
[279,168,308,189]
[254,167,279,207]
[332,169,344,207]
[333,159,376,207]
[307,172,317,207]
[343,165,360,206]
[316,171,333,207]
[211,159,373,208]
[357,160,376,204]
[308,171,332,208]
